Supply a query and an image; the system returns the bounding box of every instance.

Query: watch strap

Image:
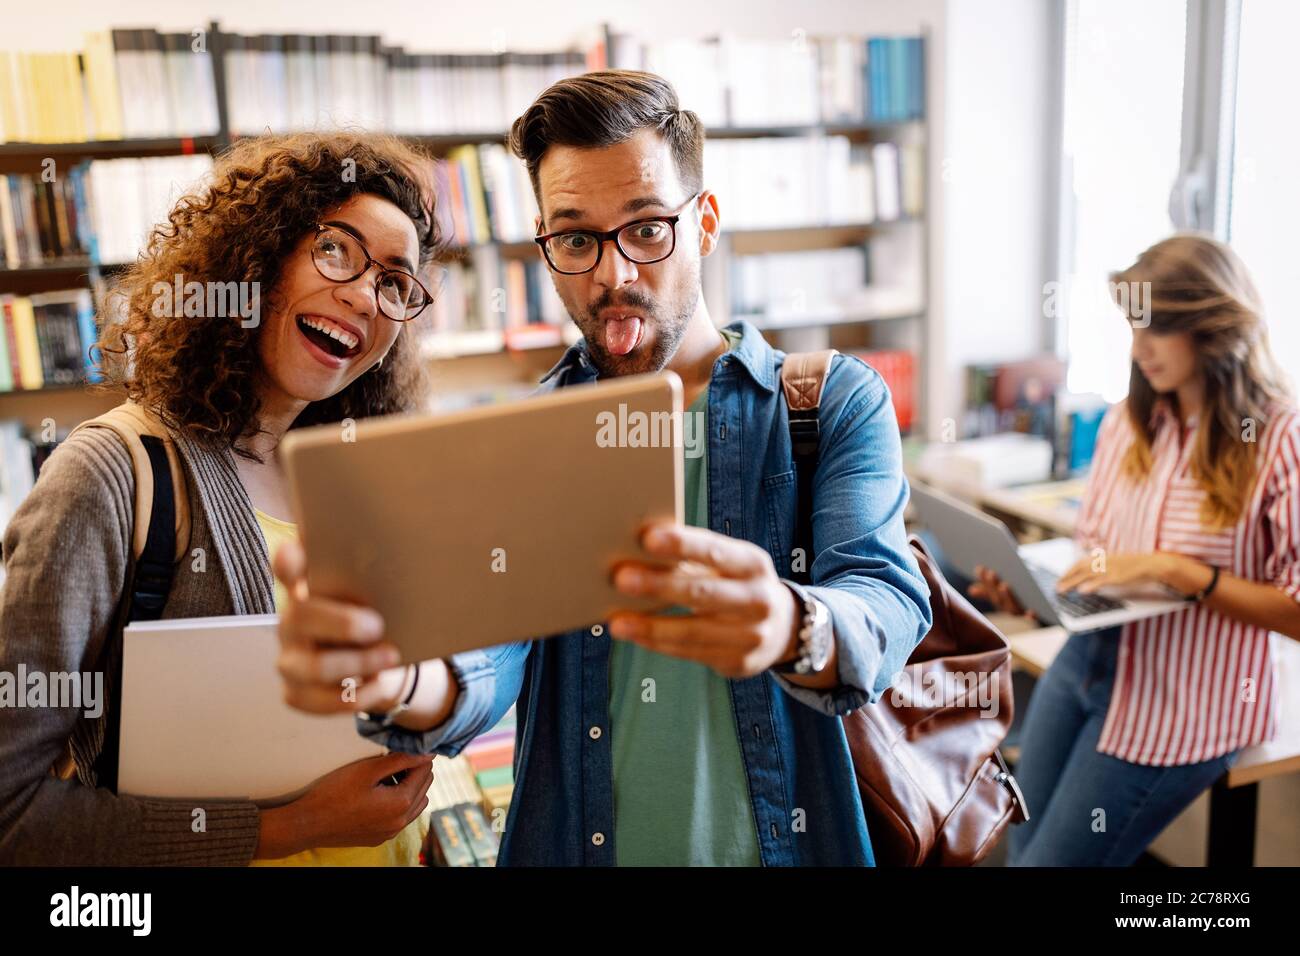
[773,580,817,674]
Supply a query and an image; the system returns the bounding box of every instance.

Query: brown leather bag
[781,350,1029,866]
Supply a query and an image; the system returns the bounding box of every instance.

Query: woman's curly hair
[97,132,439,457]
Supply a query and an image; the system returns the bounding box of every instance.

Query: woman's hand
[256,752,434,858]
[273,537,406,715]
[969,565,1035,619]
[1055,551,1208,596]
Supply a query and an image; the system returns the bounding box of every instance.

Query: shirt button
[588,725,602,739]
[590,624,604,637]
[591,832,605,846]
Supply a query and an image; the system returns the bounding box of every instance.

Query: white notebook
[117,614,383,804]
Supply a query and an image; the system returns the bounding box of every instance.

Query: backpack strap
[779,350,837,584]
[65,403,190,791]
[67,403,190,568]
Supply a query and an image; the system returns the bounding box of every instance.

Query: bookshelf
[0,20,931,434]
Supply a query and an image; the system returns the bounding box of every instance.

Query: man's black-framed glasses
[534,193,702,276]
[311,224,435,322]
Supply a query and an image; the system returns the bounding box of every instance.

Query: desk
[978,480,1084,540]
[993,613,1300,866]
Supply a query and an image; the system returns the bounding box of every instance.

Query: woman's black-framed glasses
[311,224,435,322]
[534,193,702,276]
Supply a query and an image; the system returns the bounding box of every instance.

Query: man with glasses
[274,70,932,866]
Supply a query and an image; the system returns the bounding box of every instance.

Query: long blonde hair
[1114,234,1292,529]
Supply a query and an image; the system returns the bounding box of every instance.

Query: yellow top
[250,507,427,867]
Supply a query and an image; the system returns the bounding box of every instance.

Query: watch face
[808,602,833,672]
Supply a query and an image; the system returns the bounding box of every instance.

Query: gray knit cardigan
[0,414,277,864]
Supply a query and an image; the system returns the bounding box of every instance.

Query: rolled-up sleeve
[772,357,932,717]
[357,641,530,757]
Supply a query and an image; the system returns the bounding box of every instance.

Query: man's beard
[575,285,694,378]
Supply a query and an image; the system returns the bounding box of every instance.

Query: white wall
[7,0,940,53]
[939,0,1058,435]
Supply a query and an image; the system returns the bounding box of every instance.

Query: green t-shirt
[607,330,761,866]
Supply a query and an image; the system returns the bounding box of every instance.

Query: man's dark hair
[507,70,704,215]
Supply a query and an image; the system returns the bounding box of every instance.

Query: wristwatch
[773,581,833,675]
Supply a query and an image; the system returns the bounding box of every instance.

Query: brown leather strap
[780,350,838,412]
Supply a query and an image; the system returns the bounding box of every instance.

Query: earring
[371,355,384,373]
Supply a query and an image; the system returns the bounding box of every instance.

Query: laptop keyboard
[1027,564,1125,618]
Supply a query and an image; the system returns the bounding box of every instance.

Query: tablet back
[280,371,684,662]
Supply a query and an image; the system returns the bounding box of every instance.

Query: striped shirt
[1075,397,1300,766]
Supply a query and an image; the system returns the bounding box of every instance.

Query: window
[1228,0,1300,389]
[1055,0,1299,402]
[1056,0,1188,403]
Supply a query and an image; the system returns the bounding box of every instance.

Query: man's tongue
[604,316,643,357]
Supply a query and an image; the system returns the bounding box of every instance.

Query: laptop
[908,482,1187,632]
[280,371,684,663]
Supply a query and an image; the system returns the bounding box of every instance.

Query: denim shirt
[359,320,932,865]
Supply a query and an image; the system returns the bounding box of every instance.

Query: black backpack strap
[780,351,837,584]
[128,436,179,622]
[96,434,177,793]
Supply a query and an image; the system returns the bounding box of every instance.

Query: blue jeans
[1007,627,1241,866]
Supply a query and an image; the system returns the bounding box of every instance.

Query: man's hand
[607,522,800,679]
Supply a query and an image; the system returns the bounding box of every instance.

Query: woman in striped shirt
[973,234,1300,866]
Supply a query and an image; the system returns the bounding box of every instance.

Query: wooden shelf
[0,136,224,174]
[746,309,924,332]
[0,384,121,430]
[729,218,920,255]
[407,120,922,153]
[0,121,923,162]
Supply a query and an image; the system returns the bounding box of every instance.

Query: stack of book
[220,32,588,137]
[0,168,96,267]
[429,144,538,247]
[0,418,35,546]
[83,155,213,265]
[0,50,90,143]
[1,156,214,269]
[608,32,925,126]
[0,290,100,391]
[851,348,916,433]
[423,247,569,356]
[704,137,923,229]
[462,705,517,818]
[424,756,501,867]
[731,247,870,321]
[423,707,517,867]
[0,31,219,143]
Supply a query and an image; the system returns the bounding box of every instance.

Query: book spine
[2,297,23,388]
[0,300,12,392]
[75,290,101,383]
[427,807,476,868]
[452,803,498,867]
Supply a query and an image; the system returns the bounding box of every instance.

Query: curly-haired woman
[0,132,441,865]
